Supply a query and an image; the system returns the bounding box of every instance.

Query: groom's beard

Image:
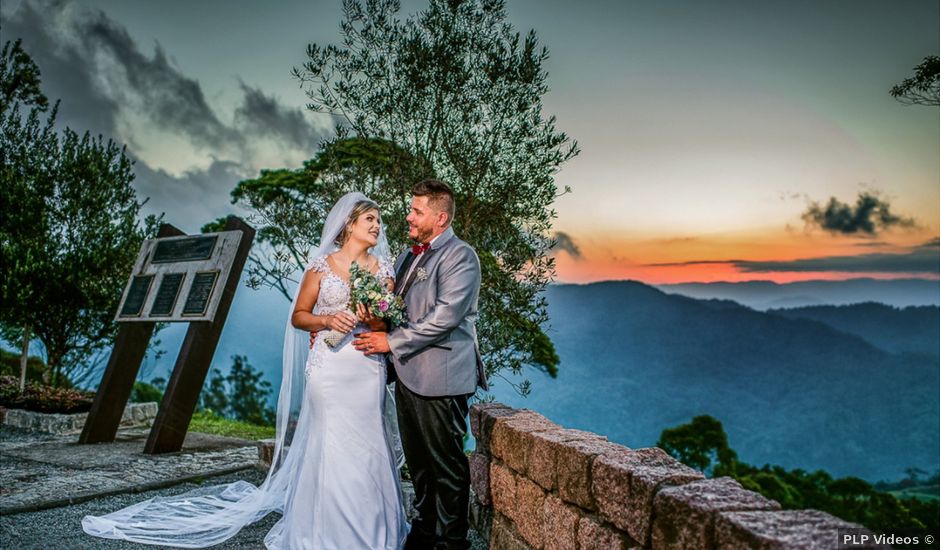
[409,227,433,244]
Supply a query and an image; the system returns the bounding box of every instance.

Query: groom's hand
[353,332,390,356]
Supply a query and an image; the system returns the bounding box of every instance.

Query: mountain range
[658,278,940,310]
[488,281,939,482]
[123,277,940,482]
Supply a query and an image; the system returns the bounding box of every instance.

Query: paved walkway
[1,426,257,515]
[2,469,281,549]
[0,426,487,549]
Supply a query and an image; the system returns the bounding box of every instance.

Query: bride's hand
[326,311,357,333]
[356,304,385,331]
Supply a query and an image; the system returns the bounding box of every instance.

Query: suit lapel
[396,228,456,297]
[394,252,415,295]
[398,248,436,297]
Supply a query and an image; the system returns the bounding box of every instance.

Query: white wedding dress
[82,254,408,549]
[268,255,407,549]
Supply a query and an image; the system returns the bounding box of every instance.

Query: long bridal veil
[82,191,403,548]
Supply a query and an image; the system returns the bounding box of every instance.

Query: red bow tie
[411,242,431,255]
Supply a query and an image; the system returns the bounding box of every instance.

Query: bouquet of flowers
[321,261,407,348]
[349,262,407,327]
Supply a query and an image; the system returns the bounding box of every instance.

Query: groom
[354,179,488,550]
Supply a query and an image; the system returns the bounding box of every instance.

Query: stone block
[555,438,622,511]
[257,439,276,469]
[651,476,780,550]
[577,515,636,550]
[714,509,887,549]
[529,428,605,491]
[472,402,517,454]
[515,475,547,549]
[492,512,534,550]
[470,402,512,441]
[542,494,580,550]
[128,402,158,424]
[592,447,703,545]
[491,461,519,522]
[470,450,492,505]
[490,409,556,474]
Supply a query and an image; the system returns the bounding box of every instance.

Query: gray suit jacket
[387,227,488,397]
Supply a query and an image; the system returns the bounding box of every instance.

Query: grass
[187,410,275,440]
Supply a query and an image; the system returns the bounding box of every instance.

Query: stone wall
[2,402,158,434]
[469,403,885,550]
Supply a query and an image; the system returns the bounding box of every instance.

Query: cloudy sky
[3,0,938,283]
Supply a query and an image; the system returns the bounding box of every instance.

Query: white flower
[415,267,428,281]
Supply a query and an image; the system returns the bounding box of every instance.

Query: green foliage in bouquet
[348,262,406,327]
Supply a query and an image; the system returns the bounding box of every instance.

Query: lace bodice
[305,255,394,372]
[308,254,394,316]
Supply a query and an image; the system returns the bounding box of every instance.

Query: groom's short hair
[412,179,455,224]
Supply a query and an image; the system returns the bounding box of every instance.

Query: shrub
[199,356,275,427]
[0,375,94,413]
[0,348,61,386]
[130,379,164,405]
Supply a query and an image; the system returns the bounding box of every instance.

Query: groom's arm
[387,245,480,361]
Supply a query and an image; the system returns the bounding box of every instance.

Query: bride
[82,192,409,549]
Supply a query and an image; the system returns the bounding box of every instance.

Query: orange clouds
[552,229,940,284]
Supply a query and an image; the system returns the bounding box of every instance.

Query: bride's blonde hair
[335,199,380,247]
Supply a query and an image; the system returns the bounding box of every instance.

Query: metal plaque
[150,273,185,316]
[182,271,219,316]
[152,236,217,264]
[119,275,154,317]
[116,230,243,323]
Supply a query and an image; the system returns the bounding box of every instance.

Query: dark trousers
[395,382,471,548]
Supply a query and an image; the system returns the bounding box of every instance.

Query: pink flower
[378,300,389,312]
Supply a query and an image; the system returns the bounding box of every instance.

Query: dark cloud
[918,237,940,249]
[735,249,938,274]
[647,246,940,274]
[131,156,249,233]
[235,81,319,151]
[551,231,582,259]
[0,0,121,138]
[80,10,241,150]
[0,0,323,164]
[647,260,743,267]
[802,191,918,236]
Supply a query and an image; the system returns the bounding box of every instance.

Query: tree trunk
[19,324,31,393]
[44,349,59,386]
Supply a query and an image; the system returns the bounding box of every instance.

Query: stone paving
[0,426,257,515]
[0,425,487,549]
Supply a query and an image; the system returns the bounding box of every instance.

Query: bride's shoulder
[308,254,330,273]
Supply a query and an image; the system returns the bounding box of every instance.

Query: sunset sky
[3,0,938,284]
